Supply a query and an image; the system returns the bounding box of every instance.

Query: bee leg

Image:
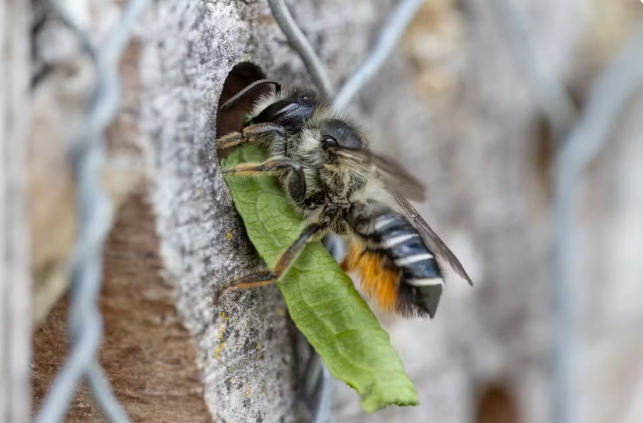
[215,122,287,150]
[213,270,275,303]
[271,221,327,278]
[215,221,328,302]
[222,157,304,177]
[223,155,309,214]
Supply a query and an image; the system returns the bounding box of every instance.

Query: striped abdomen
[342,200,444,318]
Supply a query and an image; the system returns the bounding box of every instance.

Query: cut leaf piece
[222,144,418,412]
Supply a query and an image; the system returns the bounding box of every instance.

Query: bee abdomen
[347,201,444,318]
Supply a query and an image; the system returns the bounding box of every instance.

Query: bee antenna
[220,79,282,111]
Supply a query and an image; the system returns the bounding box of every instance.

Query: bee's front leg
[225,157,315,213]
[222,157,304,177]
[213,270,275,303]
[215,219,329,302]
[215,122,286,150]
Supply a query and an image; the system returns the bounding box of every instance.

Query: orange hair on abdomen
[341,241,401,313]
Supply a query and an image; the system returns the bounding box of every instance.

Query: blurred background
[7,0,643,422]
[324,1,643,423]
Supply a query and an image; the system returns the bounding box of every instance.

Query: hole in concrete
[215,62,270,160]
[475,384,521,423]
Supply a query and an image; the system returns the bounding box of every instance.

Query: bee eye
[322,136,338,147]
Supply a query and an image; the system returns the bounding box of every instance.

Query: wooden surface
[33,193,213,423]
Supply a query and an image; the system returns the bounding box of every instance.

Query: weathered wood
[1,0,32,422]
[33,192,213,423]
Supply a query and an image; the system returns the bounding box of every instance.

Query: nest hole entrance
[475,385,522,423]
[216,62,271,160]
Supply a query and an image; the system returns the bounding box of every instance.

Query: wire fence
[30,0,643,422]
[33,1,151,423]
[550,23,643,423]
[490,3,643,422]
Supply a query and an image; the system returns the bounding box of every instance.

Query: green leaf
[222,144,418,412]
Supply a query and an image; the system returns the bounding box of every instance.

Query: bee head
[319,119,364,151]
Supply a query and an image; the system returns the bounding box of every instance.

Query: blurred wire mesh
[33,1,150,423]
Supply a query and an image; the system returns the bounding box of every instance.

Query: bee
[217,80,472,318]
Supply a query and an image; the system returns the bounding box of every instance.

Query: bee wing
[391,191,473,286]
[333,147,426,201]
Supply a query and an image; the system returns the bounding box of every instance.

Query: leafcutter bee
[217,80,472,318]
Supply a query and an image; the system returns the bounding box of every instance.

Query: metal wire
[333,0,424,109]
[33,0,150,422]
[267,0,334,98]
[552,21,643,423]
[313,365,334,423]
